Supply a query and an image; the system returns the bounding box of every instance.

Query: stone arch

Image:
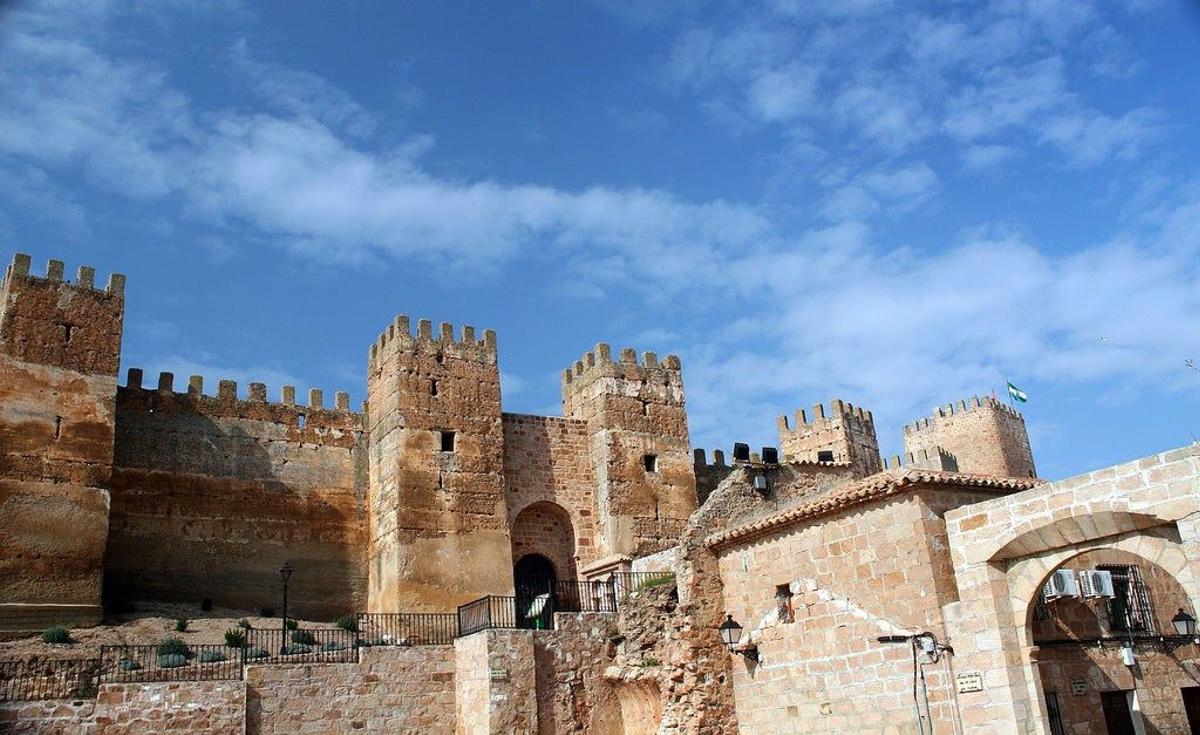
[991,510,1173,562]
[510,501,578,589]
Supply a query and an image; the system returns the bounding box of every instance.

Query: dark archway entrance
[514,553,556,596]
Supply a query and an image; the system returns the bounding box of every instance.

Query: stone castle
[6,250,1200,735]
[0,251,1034,628]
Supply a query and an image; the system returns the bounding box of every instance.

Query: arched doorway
[1027,548,1200,734]
[509,501,578,590]
[514,553,556,596]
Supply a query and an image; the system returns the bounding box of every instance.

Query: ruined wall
[245,647,456,734]
[105,370,366,619]
[692,448,733,506]
[0,254,123,630]
[367,317,512,613]
[503,413,599,576]
[776,399,881,477]
[904,395,1035,478]
[532,613,624,735]
[561,345,696,559]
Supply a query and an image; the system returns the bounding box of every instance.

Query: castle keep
[7,251,1199,735]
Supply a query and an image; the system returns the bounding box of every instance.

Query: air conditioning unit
[1043,569,1080,601]
[1078,570,1115,599]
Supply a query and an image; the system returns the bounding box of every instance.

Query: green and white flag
[1007,381,1028,403]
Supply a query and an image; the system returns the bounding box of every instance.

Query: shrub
[41,626,71,645]
[198,650,226,663]
[244,647,268,660]
[237,618,252,630]
[118,659,140,672]
[200,598,213,612]
[636,657,661,668]
[224,628,246,648]
[283,644,312,655]
[284,618,299,631]
[157,654,187,668]
[291,630,316,646]
[156,637,190,658]
[321,641,346,652]
[635,574,675,591]
[334,614,358,632]
[259,607,275,618]
[174,618,189,632]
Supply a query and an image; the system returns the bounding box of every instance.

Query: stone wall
[104,374,366,619]
[511,501,580,585]
[367,317,513,612]
[904,396,1035,478]
[945,443,1200,734]
[0,681,246,734]
[532,613,623,734]
[455,630,538,734]
[710,484,1002,733]
[0,254,123,630]
[503,413,599,573]
[777,399,881,477]
[245,647,456,734]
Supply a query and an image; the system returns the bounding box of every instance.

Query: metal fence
[243,628,359,665]
[357,613,458,646]
[99,644,242,684]
[0,658,99,701]
[458,595,555,636]
[611,571,676,599]
[551,580,619,613]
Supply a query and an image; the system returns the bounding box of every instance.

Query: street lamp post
[280,564,293,654]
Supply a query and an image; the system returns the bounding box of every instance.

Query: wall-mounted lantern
[719,615,759,662]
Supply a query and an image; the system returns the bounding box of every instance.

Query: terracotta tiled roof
[704,469,1044,550]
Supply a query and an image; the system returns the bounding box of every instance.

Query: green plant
[291,630,316,645]
[157,654,187,668]
[118,659,140,672]
[198,650,226,663]
[41,626,71,645]
[156,637,190,658]
[283,643,312,655]
[284,618,299,631]
[237,618,252,630]
[321,641,346,652]
[635,574,675,591]
[244,647,268,660]
[224,628,246,648]
[174,618,189,632]
[334,614,358,632]
[636,657,661,668]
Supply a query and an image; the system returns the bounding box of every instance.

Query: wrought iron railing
[0,658,99,701]
[550,580,619,613]
[99,644,241,684]
[458,594,555,636]
[243,628,358,664]
[357,613,459,646]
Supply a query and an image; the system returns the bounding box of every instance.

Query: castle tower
[0,253,125,630]
[365,316,512,612]
[562,344,697,559]
[903,396,1036,478]
[776,399,882,477]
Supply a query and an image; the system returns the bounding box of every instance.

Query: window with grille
[776,584,794,624]
[1099,565,1153,633]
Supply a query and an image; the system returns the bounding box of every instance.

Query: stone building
[3,250,1199,734]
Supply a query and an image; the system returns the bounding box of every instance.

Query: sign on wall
[1071,679,1088,695]
[956,672,984,693]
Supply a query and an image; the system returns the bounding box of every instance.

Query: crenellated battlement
[776,398,874,434]
[368,315,497,369]
[560,343,682,390]
[2,252,125,297]
[903,395,1023,436]
[882,447,959,472]
[118,367,362,432]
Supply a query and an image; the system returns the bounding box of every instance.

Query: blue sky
[1,0,1198,480]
